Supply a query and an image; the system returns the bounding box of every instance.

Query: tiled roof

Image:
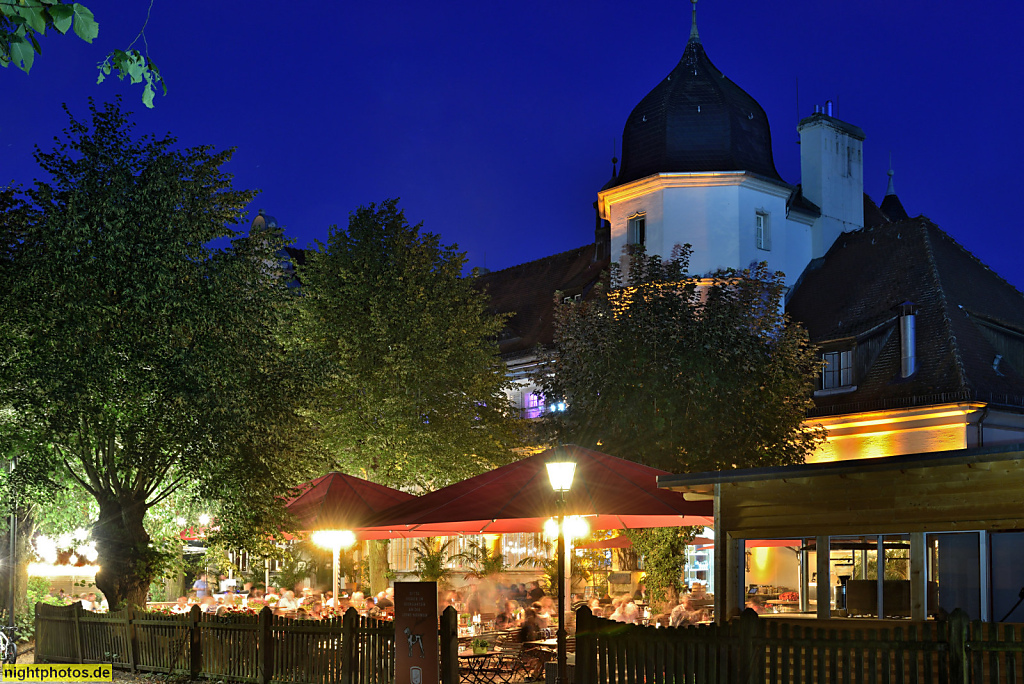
[475,245,608,357]
[787,218,1024,415]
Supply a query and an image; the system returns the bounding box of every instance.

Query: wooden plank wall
[718,460,1024,539]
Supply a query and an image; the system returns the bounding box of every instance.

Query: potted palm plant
[412,537,456,589]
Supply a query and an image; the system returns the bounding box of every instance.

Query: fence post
[947,608,969,684]
[341,607,357,684]
[33,603,40,664]
[575,606,593,684]
[257,606,273,684]
[72,601,84,664]
[737,608,758,684]
[126,605,138,672]
[188,604,201,679]
[439,606,459,684]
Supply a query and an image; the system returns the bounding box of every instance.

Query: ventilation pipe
[899,302,917,378]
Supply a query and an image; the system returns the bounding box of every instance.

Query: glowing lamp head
[175,517,187,527]
[198,513,211,526]
[564,515,590,540]
[57,532,74,549]
[545,448,577,492]
[311,530,356,550]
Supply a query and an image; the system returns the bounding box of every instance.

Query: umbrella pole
[333,546,340,610]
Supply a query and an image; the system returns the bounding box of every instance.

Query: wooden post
[876,535,885,619]
[188,604,201,679]
[947,608,969,684]
[737,609,758,684]
[257,606,273,684]
[341,607,357,684]
[726,535,745,619]
[910,532,927,620]
[714,484,728,624]
[126,606,138,673]
[575,606,592,684]
[72,601,84,664]
[32,603,39,664]
[439,605,459,684]
[816,535,830,619]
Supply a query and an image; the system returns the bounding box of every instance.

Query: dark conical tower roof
[612,6,781,188]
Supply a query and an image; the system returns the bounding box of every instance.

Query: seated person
[495,600,519,629]
[171,596,190,613]
[276,590,299,611]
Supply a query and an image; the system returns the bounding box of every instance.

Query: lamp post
[545,448,577,684]
[311,530,357,609]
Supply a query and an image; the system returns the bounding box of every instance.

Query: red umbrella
[358,445,713,537]
[285,472,416,539]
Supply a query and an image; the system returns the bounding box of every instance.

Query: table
[458,650,502,684]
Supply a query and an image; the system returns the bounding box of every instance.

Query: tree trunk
[369,540,390,594]
[92,495,156,609]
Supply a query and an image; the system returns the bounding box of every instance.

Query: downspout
[977,405,989,448]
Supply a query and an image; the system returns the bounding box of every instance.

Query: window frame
[755,211,771,251]
[627,213,646,246]
[820,349,853,390]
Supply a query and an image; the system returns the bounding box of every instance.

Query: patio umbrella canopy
[285,472,416,537]
[358,445,713,537]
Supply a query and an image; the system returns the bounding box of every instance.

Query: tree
[296,199,525,488]
[624,527,695,609]
[0,100,322,608]
[296,200,525,593]
[541,245,823,473]
[1,0,166,107]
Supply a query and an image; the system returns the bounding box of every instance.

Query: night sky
[4,1,1023,288]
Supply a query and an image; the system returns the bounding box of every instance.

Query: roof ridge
[475,244,596,278]
[922,218,1024,301]
[919,220,970,391]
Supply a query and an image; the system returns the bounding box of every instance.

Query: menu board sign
[394,581,438,684]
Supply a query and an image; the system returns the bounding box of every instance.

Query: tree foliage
[1,0,166,107]
[541,245,823,473]
[296,199,525,490]
[0,100,323,607]
[624,527,696,608]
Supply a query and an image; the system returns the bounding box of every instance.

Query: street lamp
[311,530,357,609]
[545,447,576,684]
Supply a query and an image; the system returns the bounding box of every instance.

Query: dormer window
[627,214,646,246]
[821,349,853,390]
[755,211,770,251]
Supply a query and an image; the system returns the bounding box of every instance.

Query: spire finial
[886,152,896,196]
[689,0,700,43]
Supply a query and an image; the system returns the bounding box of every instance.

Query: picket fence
[575,606,1024,684]
[35,602,461,684]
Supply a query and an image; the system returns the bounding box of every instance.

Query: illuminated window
[821,350,853,389]
[756,212,770,251]
[627,214,646,246]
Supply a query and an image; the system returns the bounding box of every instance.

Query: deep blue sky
[4,1,1023,288]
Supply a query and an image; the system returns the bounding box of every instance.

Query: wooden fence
[576,606,1024,684]
[35,602,456,684]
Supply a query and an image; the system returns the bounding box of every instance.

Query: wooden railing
[576,606,1024,684]
[36,603,456,684]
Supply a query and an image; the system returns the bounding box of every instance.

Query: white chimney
[798,107,866,259]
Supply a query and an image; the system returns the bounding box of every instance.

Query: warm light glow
[35,535,57,564]
[73,527,89,541]
[564,516,590,539]
[28,563,100,577]
[545,461,576,492]
[753,546,770,571]
[57,532,73,549]
[68,555,79,565]
[543,516,590,540]
[175,517,187,527]
[83,544,98,563]
[198,513,211,526]
[311,530,356,550]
